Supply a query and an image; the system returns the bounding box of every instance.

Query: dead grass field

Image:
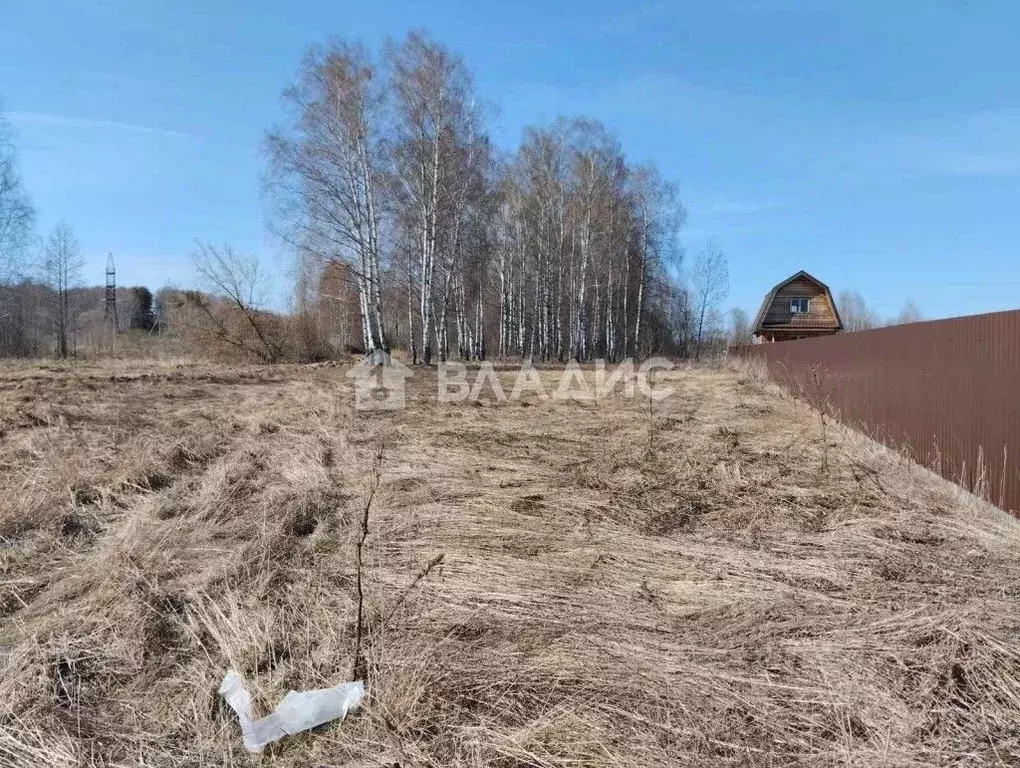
[1,358,1019,767]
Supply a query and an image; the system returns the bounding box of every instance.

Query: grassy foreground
[1,359,1019,766]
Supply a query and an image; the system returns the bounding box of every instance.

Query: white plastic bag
[218,670,365,753]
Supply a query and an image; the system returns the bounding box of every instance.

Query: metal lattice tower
[104,253,119,332]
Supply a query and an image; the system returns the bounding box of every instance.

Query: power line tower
[104,253,119,347]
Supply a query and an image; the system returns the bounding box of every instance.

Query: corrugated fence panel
[744,310,1020,517]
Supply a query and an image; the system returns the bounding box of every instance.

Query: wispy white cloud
[695,197,785,216]
[8,111,189,139]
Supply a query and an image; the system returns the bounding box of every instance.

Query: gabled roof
[752,270,844,333]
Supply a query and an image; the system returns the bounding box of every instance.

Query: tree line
[1,32,737,364]
[0,107,165,358]
[0,117,157,358]
[836,290,924,332]
[11,31,924,365]
[265,32,729,364]
[1,57,927,365]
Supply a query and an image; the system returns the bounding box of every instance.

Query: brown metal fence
[743,310,1020,516]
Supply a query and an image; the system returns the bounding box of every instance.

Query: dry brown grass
[1,356,1019,766]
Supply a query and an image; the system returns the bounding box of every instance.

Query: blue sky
[2,0,1019,321]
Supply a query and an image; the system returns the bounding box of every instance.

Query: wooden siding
[759,278,839,330]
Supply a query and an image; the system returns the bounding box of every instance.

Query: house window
[790,297,810,314]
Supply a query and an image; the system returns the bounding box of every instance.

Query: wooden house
[752,271,843,343]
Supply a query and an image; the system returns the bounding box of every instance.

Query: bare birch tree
[37,222,84,358]
[563,120,622,361]
[691,241,729,361]
[628,163,685,358]
[266,41,389,356]
[0,108,34,284]
[728,306,752,346]
[836,289,879,332]
[388,31,484,364]
[0,108,39,357]
[893,300,923,326]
